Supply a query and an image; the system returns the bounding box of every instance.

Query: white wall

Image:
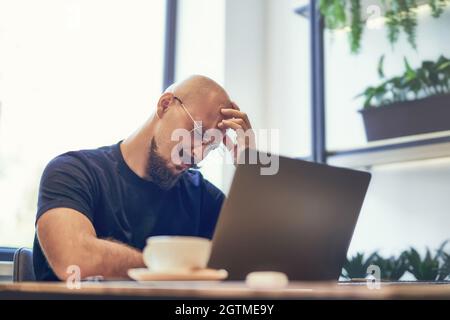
[224,0,266,131]
[221,0,269,192]
[176,0,225,82]
[349,157,450,257]
[265,0,311,158]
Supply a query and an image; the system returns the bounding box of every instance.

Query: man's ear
[156,92,174,119]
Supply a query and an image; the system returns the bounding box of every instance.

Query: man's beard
[145,138,182,190]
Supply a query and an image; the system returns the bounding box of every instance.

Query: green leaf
[385,10,400,48]
[349,0,363,54]
[403,241,450,281]
[319,0,347,30]
[428,0,449,18]
[404,57,414,73]
[378,55,386,78]
[342,251,378,279]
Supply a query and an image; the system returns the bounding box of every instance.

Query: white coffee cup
[143,236,212,272]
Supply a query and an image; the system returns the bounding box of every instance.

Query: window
[0,0,166,247]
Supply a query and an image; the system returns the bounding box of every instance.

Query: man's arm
[36,208,145,281]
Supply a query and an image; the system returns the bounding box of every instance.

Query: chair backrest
[13,248,35,282]
[0,247,16,262]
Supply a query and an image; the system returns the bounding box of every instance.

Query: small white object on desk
[245,271,289,289]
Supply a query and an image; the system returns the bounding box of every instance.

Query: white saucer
[128,268,228,281]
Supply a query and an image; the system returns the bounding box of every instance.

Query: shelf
[326,131,450,168]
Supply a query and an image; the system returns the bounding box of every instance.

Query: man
[33,75,253,281]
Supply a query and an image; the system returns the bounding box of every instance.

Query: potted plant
[341,240,450,282]
[341,252,408,281]
[356,55,450,141]
[403,241,450,281]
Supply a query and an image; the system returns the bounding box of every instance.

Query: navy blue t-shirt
[33,142,225,281]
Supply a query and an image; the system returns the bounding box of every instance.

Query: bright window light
[0,0,166,247]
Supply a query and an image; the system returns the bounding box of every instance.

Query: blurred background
[0,0,449,280]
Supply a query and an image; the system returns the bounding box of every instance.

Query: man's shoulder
[42,144,119,183]
[46,144,117,170]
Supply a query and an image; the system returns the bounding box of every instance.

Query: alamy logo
[66,265,81,290]
[366,264,381,290]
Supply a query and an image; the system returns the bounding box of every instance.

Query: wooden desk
[0,281,449,299]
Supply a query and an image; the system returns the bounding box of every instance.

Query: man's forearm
[74,236,145,280]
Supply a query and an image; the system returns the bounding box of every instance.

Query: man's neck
[120,116,156,179]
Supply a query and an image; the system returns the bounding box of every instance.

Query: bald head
[165,75,231,112]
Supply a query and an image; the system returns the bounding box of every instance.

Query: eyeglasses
[173,96,222,152]
[173,96,203,143]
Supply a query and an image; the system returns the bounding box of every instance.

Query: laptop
[208,150,371,281]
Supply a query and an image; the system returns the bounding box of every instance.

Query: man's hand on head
[218,102,256,163]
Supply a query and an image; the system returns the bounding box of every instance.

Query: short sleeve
[199,179,225,239]
[36,153,97,224]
